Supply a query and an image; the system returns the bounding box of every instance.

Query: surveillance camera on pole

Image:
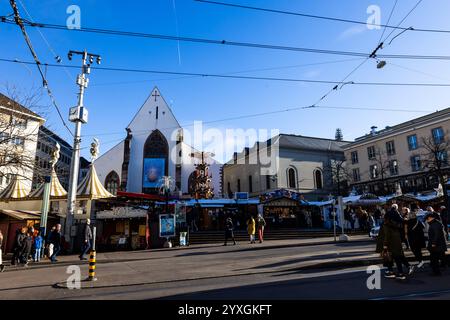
[64,49,101,250]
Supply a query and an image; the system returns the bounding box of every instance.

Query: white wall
[95,140,125,185]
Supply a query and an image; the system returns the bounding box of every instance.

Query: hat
[425,212,439,220]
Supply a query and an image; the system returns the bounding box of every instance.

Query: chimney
[370,126,378,136]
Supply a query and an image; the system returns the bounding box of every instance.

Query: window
[314,170,323,189]
[12,137,24,146]
[37,141,41,150]
[367,146,376,160]
[386,141,396,156]
[237,179,241,192]
[411,156,421,172]
[370,165,379,179]
[0,132,9,144]
[437,151,448,165]
[352,168,360,182]
[407,135,418,151]
[105,171,120,195]
[266,175,271,190]
[248,175,253,193]
[11,117,27,129]
[389,160,399,176]
[432,127,445,144]
[288,167,296,189]
[351,151,359,164]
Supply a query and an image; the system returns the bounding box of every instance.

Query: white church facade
[95,87,222,197]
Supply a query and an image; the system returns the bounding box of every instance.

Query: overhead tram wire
[3,58,450,88]
[17,0,74,82]
[2,17,450,61]
[80,104,434,141]
[7,1,73,137]
[194,0,450,35]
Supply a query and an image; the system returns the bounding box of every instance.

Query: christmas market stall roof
[183,198,260,207]
[28,169,67,198]
[77,164,114,200]
[259,189,310,205]
[0,175,29,199]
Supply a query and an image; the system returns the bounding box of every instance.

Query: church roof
[278,134,349,153]
[126,86,182,130]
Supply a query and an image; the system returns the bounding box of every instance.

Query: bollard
[87,250,97,281]
[87,226,97,281]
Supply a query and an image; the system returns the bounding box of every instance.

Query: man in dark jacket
[439,206,448,235]
[11,228,26,266]
[49,224,62,263]
[79,219,93,260]
[20,230,33,266]
[224,217,237,246]
[382,204,413,280]
[426,213,448,276]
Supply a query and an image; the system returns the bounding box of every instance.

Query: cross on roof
[152,90,160,102]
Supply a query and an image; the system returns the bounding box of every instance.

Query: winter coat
[257,217,266,230]
[225,220,234,237]
[49,231,62,248]
[247,218,256,235]
[34,236,43,250]
[383,220,404,257]
[406,218,426,249]
[84,224,93,242]
[14,232,26,251]
[427,219,447,253]
[21,236,33,257]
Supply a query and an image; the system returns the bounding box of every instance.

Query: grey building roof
[279,134,349,153]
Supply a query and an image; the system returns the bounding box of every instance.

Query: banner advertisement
[143,158,165,188]
[159,214,176,238]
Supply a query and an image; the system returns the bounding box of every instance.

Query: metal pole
[333,208,336,242]
[40,175,51,258]
[92,226,96,251]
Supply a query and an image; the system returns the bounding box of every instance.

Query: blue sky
[1,0,450,161]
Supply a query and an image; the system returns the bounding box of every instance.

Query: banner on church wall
[143,158,165,188]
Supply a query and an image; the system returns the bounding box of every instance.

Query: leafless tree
[370,148,393,195]
[420,131,450,203]
[324,158,351,196]
[0,85,49,187]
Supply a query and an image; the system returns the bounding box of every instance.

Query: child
[33,231,43,262]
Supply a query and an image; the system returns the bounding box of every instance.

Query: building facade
[223,134,348,201]
[95,87,222,197]
[0,93,45,194]
[344,108,450,195]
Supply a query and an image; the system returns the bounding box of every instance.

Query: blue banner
[143,158,165,188]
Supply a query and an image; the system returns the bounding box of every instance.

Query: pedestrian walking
[49,224,62,263]
[33,231,43,262]
[224,217,236,246]
[257,214,266,243]
[79,219,93,260]
[401,207,410,250]
[11,227,26,266]
[425,212,448,276]
[46,226,56,259]
[405,204,426,269]
[247,215,256,244]
[374,207,382,227]
[0,230,5,272]
[382,204,414,280]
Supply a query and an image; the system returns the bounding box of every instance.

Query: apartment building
[344,108,450,195]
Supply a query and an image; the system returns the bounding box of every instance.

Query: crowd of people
[223,213,267,246]
[376,203,448,280]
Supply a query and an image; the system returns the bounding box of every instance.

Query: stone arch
[143,130,169,193]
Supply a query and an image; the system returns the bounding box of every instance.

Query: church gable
[127,87,181,133]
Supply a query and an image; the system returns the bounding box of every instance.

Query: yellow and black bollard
[87,250,97,281]
[86,226,97,281]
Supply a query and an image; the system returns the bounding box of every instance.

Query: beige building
[344,108,450,195]
[0,93,45,194]
[223,134,348,201]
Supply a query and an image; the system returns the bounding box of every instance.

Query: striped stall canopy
[29,169,67,198]
[0,175,29,199]
[77,164,115,200]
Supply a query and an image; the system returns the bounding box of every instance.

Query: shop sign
[96,207,147,219]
